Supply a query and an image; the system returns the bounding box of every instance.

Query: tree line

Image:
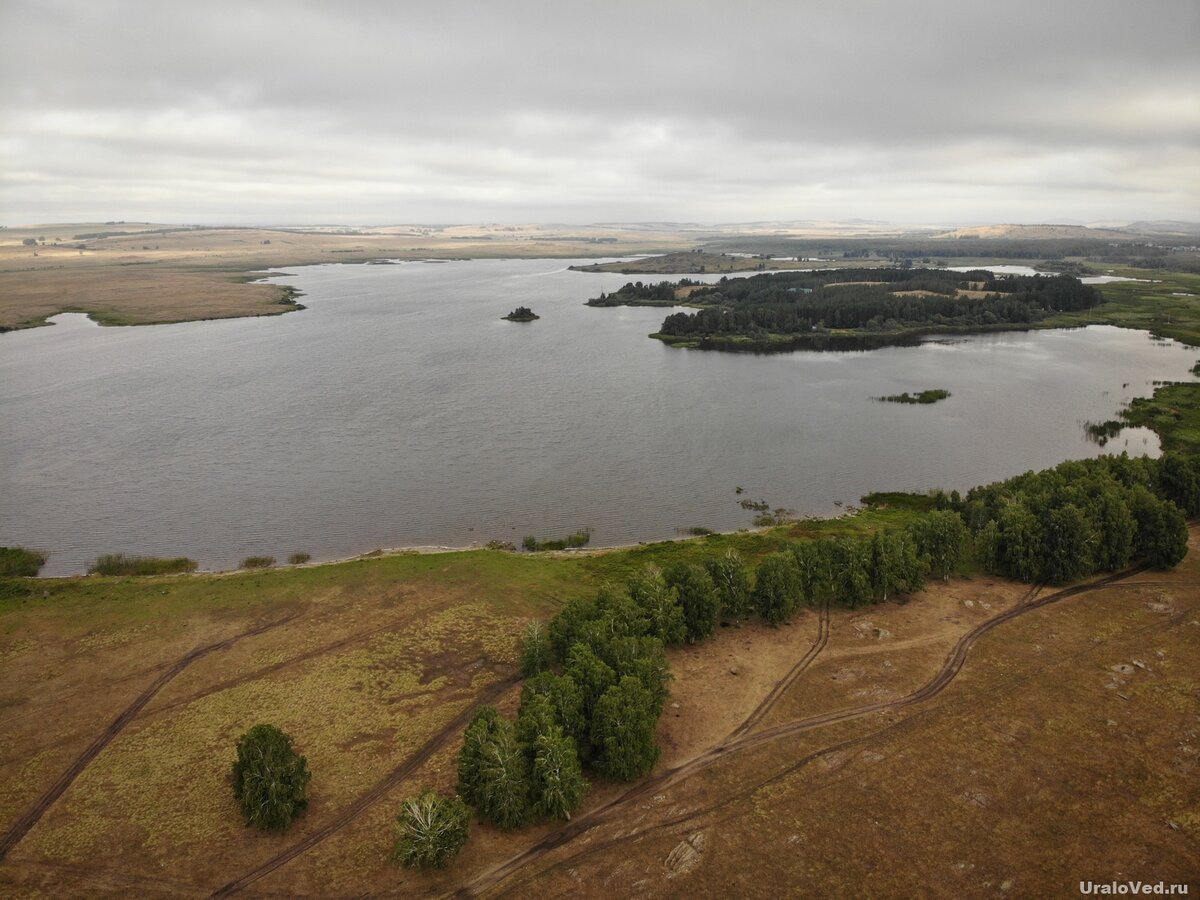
[955,452,1197,583]
[654,270,1101,340]
[393,509,972,866]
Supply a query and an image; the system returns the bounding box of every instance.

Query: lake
[1,258,1195,575]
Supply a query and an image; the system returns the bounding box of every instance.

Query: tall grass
[0,547,47,577]
[88,554,198,576]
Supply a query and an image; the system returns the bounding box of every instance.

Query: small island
[878,389,951,405]
[502,306,540,322]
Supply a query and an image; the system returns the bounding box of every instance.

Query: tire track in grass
[0,612,301,862]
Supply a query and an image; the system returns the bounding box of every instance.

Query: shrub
[287,552,311,565]
[88,554,198,576]
[0,547,47,577]
[231,724,311,832]
[240,556,276,569]
[392,790,469,869]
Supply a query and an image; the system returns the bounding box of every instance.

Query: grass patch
[522,528,593,552]
[0,546,47,577]
[240,555,276,569]
[287,552,311,565]
[1120,383,1200,454]
[87,554,198,576]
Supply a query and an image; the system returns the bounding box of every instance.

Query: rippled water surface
[2,258,1195,574]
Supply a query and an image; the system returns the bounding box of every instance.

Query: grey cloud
[1,0,1197,223]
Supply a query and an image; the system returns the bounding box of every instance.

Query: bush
[231,724,311,831]
[0,547,47,577]
[393,790,469,869]
[287,552,311,565]
[88,554,197,576]
[240,556,276,569]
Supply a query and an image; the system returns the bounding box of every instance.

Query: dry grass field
[0,223,700,331]
[1,528,1196,898]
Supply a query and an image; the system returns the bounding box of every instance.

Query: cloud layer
[2,0,1197,224]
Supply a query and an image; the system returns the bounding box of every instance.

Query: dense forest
[589,268,1103,351]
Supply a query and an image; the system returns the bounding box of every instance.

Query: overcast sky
[1,0,1197,226]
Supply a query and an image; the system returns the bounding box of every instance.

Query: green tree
[1090,489,1135,571]
[705,550,753,622]
[519,620,552,677]
[590,676,661,780]
[627,566,686,645]
[1129,486,1189,569]
[457,706,503,806]
[564,642,618,720]
[547,595,599,662]
[1158,453,1200,516]
[516,691,559,756]
[231,724,312,832]
[752,552,803,624]
[906,510,969,580]
[473,717,530,829]
[530,727,588,820]
[521,672,587,750]
[664,563,720,642]
[1042,504,1094,583]
[831,539,873,608]
[993,502,1044,582]
[869,531,926,601]
[792,539,838,605]
[601,635,671,715]
[392,790,469,869]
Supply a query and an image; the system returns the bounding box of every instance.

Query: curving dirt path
[726,601,830,741]
[450,569,1148,898]
[0,612,301,863]
[208,674,520,898]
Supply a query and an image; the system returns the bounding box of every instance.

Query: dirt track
[448,569,1159,898]
[0,613,300,862]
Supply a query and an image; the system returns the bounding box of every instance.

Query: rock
[729,666,739,676]
[1131,659,1148,671]
[665,832,707,878]
[873,627,891,639]
[671,702,681,709]
[1111,663,1135,675]
[963,599,976,608]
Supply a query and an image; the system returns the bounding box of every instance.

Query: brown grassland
[0,223,699,331]
[0,526,1197,897]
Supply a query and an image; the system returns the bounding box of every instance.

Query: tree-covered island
[503,306,540,322]
[586,268,1102,351]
